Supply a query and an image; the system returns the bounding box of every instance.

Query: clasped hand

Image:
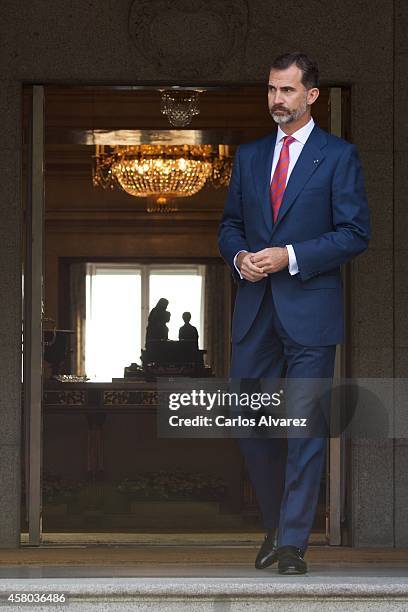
[238,248,289,282]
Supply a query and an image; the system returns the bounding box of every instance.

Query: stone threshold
[3,545,408,566]
[20,531,326,547]
[0,578,408,612]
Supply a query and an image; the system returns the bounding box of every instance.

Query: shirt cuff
[233,250,248,280]
[286,245,299,275]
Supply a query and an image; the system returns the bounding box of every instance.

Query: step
[0,576,408,611]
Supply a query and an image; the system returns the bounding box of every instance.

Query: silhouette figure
[145,298,170,342]
[179,312,199,347]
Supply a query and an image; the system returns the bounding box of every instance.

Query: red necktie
[270,135,296,223]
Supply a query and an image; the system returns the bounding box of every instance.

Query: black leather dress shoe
[277,545,307,575]
[254,530,278,569]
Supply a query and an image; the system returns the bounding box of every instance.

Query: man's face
[267,64,318,125]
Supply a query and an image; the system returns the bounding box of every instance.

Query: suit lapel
[271,125,328,234]
[252,132,277,233]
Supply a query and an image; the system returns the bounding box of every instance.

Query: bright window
[149,270,203,343]
[85,265,141,382]
[85,264,205,382]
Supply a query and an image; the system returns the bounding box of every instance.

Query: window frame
[85,262,206,380]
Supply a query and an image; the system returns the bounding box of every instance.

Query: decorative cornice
[128,0,248,78]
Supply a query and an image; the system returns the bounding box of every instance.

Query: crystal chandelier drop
[93,144,232,212]
[159,90,201,127]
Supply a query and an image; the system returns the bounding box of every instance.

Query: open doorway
[22,83,349,546]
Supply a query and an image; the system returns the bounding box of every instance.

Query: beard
[270,96,308,125]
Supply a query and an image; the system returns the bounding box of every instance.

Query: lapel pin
[313,159,319,164]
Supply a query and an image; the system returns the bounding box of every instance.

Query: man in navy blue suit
[218,52,370,574]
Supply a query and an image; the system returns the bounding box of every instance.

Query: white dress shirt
[234,117,315,278]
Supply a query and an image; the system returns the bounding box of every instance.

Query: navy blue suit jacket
[218,123,371,347]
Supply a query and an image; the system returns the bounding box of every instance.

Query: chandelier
[159,90,201,127]
[93,144,232,212]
